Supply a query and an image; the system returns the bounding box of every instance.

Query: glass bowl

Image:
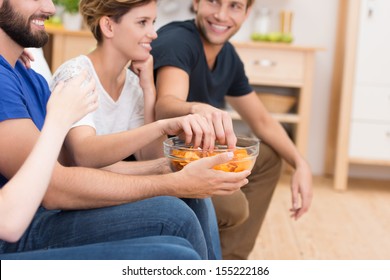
[163,136,260,172]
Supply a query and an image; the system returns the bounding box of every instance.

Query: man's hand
[289,160,313,220]
[174,152,251,198]
[192,103,237,148]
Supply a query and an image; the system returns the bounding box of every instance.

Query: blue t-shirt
[0,55,50,187]
[151,20,252,109]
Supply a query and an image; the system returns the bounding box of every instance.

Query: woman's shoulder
[50,55,93,90]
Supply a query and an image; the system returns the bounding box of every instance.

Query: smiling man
[152,0,313,259]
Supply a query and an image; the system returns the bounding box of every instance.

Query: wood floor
[248,173,390,260]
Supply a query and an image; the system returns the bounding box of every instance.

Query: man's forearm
[155,96,193,120]
[42,163,173,210]
[101,158,168,175]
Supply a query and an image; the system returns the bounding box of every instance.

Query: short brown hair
[190,0,255,13]
[79,0,156,43]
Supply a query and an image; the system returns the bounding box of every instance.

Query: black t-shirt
[151,20,253,109]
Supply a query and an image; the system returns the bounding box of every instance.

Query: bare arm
[0,75,97,242]
[155,66,193,118]
[65,122,168,168]
[66,113,213,169]
[0,119,67,242]
[46,144,251,210]
[101,157,171,175]
[130,54,165,160]
[227,92,313,219]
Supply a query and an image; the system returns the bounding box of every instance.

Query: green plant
[59,0,79,14]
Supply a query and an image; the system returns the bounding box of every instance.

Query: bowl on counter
[163,136,260,172]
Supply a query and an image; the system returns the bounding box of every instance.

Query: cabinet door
[355,0,390,85]
[351,85,390,122]
[349,122,390,160]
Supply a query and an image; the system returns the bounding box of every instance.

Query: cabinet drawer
[352,85,390,121]
[235,47,304,86]
[349,122,390,160]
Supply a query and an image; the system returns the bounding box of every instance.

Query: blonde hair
[79,0,156,43]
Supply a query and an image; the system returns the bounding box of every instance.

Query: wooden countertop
[45,25,93,37]
[232,40,324,52]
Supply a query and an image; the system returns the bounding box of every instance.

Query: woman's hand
[158,114,216,150]
[19,49,35,69]
[46,71,98,128]
[130,54,155,94]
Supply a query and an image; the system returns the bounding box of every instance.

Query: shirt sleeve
[152,28,199,75]
[0,72,31,122]
[226,44,253,97]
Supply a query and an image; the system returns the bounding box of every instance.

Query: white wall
[155,0,339,175]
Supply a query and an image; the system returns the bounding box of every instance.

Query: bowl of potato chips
[164,136,260,172]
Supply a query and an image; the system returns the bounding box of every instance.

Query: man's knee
[101,196,201,235]
[212,191,249,228]
[146,196,201,229]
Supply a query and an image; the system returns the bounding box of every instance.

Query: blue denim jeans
[181,198,220,260]
[0,236,201,260]
[204,198,222,260]
[0,196,214,259]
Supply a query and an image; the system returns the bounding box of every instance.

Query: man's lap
[0,236,201,260]
[0,196,207,258]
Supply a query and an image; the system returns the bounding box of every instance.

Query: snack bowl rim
[163,136,260,152]
[164,136,260,160]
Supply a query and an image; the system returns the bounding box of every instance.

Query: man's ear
[99,16,114,39]
[245,5,253,20]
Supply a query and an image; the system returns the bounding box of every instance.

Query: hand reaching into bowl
[156,114,216,150]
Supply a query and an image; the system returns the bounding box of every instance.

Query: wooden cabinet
[43,26,96,72]
[232,41,319,158]
[328,0,390,190]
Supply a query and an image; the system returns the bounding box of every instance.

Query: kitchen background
[30,0,389,260]
[155,0,389,180]
[26,0,388,260]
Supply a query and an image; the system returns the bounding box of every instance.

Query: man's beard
[0,0,49,48]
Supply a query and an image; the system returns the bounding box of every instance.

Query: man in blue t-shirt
[152,0,313,259]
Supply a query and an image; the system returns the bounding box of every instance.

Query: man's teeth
[211,24,228,31]
[32,19,45,26]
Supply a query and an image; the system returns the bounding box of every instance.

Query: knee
[212,193,249,228]
[224,201,249,227]
[155,197,201,227]
[125,196,201,236]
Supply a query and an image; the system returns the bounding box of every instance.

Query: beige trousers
[212,142,282,259]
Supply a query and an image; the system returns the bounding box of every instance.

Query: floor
[248,173,390,260]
